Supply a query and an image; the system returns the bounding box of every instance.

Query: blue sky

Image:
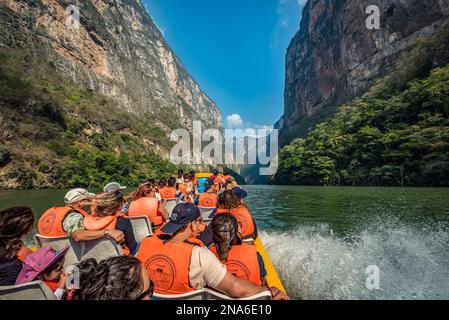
[143,0,305,128]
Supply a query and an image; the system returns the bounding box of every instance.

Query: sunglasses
[135,281,154,300]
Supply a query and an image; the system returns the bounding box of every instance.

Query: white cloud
[226,114,244,128]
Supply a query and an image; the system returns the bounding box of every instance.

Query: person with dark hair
[190,170,199,194]
[85,191,137,255]
[0,207,35,286]
[210,214,267,286]
[209,169,222,192]
[198,190,258,247]
[128,182,169,232]
[71,256,153,300]
[176,169,184,184]
[178,174,195,203]
[136,203,287,299]
[222,169,232,188]
[162,176,186,202]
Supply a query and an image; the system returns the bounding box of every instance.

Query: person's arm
[63,212,124,243]
[215,273,267,298]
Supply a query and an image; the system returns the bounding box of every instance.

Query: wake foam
[261,217,449,300]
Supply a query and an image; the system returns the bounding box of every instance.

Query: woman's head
[177,169,184,177]
[168,177,177,187]
[158,178,167,188]
[131,183,156,201]
[72,256,152,300]
[92,191,125,217]
[211,213,241,260]
[0,207,34,259]
[217,190,243,210]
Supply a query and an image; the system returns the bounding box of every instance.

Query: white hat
[103,182,127,193]
[64,189,95,204]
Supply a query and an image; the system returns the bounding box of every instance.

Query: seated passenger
[210,214,266,286]
[178,174,195,203]
[128,182,169,231]
[103,182,130,214]
[71,256,153,300]
[0,207,34,286]
[15,246,69,300]
[159,177,177,200]
[136,203,287,299]
[195,179,217,208]
[85,191,137,255]
[199,190,257,246]
[37,189,125,246]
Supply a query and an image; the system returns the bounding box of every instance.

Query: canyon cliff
[281,0,449,144]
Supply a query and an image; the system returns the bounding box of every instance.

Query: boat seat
[163,199,178,218]
[0,281,57,300]
[34,235,78,268]
[35,235,123,267]
[198,207,216,221]
[128,216,152,242]
[153,288,271,300]
[153,290,208,300]
[204,288,272,300]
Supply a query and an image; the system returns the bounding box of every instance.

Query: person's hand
[58,274,68,289]
[107,230,125,244]
[269,287,290,300]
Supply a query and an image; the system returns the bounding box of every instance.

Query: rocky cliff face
[0,0,222,134]
[281,0,449,143]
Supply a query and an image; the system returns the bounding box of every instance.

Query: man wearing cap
[136,203,279,299]
[195,179,217,208]
[37,188,124,244]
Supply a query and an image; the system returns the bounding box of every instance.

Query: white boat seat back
[34,235,78,268]
[152,290,208,300]
[204,288,272,300]
[76,238,123,262]
[0,281,57,300]
[129,216,152,242]
[152,288,271,300]
[35,235,123,266]
[198,207,216,221]
[163,199,178,218]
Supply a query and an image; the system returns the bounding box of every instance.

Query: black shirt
[116,217,138,254]
[0,257,23,286]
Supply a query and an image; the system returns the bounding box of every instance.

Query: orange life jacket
[178,184,192,203]
[216,207,256,240]
[136,236,204,295]
[128,197,164,229]
[38,206,89,237]
[222,175,231,183]
[83,213,124,231]
[44,280,59,292]
[198,192,217,208]
[210,243,262,286]
[16,244,33,262]
[159,187,177,200]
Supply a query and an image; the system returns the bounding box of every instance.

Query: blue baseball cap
[204,179,214,189]
[161,203,201,235]
[213,169,219,175]
[232,187,248,199]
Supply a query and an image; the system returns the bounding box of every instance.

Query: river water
[1,186,448,300]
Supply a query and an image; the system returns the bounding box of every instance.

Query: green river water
[1,186,448,300]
